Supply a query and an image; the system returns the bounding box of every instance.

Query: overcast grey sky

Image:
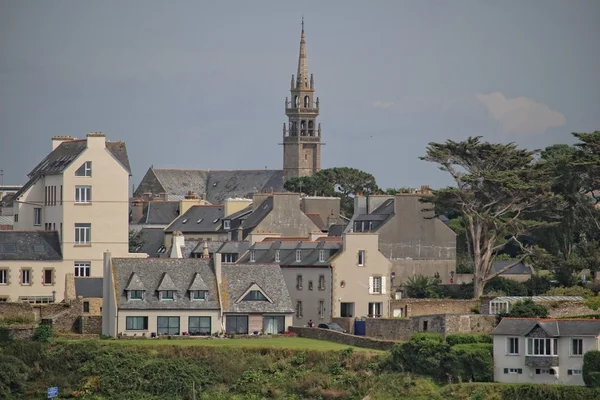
[1,0,599,190]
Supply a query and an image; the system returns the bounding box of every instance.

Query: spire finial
[301,15,304,31]
[297,17,308,88]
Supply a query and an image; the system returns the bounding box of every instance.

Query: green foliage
[405,274,441,298]
[584,351,600,388]
[32,324,53,342]
[129,229,146,253]
[504,299,549,318]
[445,343,493,382]
[484,276,528,296]
[390,334,450,380]
[584,296,600,311]
[0,327,12,344]
[442,383,600,400]
[0,354,29,398]
[523,275,554,296]
[544,285,594,297]
[445,334,492,346]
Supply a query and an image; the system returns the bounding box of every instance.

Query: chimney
[420,185,431,195]
[252,193,270,210]
[214,252,222,285]
[131,200,145,224]
[52,136,74,150]
[86,132,106,149]
[202,241,209,259]
[224,198,252,217]
[102,251,116,337]
[179,191,203,216]
[169,231,185,258]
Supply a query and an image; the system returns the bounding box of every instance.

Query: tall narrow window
[43,269,53,285]
[318,250,325,262]
[295,249,302,262]
[21,269,31,285]
[318,274,326,291]
[250,250,256,262]
[571,338,583,356]
[0,269,8,284]
[83,301,90,313]
[372,276,382,293]
[275,250,280,263]
[507,337,519,355]
[60,185,63,205]
[75,161,92,177]
[358,250,365,266]
[34,208,42,226]
[296,274,303,290]
[75,223,91,244]
[75,186,92,203]
[296,301,303,318]
[319,300,325,318]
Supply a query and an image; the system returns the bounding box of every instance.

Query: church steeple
[282,19,322,182]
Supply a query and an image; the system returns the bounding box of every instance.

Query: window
[536,368,555,375]
[358,250,365,266]
[14,214,18,223]
[0,244,15,253]
[275,250,280,263]
[319,300,325,319]
[369,302,382,317]
[319,250,325,262]
[243,290,268,301]
[75,223,91,244]
[129,290,144,300]
[308,280,313,291]
[296,249,302,262]
[296,301,303,318]
[157,316,180,335]
[250,250,256,262]
[189,316,211,336]
[74,261,91,277]
[75,161,92,177]
[160,290,174,300]
[34,208,42,225]
[507,337,519,355]
[372,276,382,293]
[423,321,428,332]
[223,220,230,229]
[572,338,583,356]
[0,269,7,284]
[126,316,148,330]
[226,315,248,334]
[75,186,92,203]
[527,338,558,356]
[568,369,583,375]
[190,290,206,300]
[43,269,53,285]
[490,301,509,315]
[264,316,285,334]
[318,274,325,291]
[296,274,303,290]
[21,269,31,285]
[504,368,523,374]
[83,301,90,313]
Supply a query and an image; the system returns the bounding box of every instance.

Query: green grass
[58,336,383,352]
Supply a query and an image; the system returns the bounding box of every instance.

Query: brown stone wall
[289,326,396,350]
[364,318,413,341]
[42,298,99,333]
[5,326,35,339]
[443,314,497,335]
[79,316,102,335]
[541,301,600,318]
[332,317,354,334]
[38,303,71,318]
[0,302,35,322]
[390,298,477,318]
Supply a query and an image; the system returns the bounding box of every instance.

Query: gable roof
[236,282,274,303]
[125,272,146,291]
[165,205,225,233]
[74,277,103,298]
[240,197,273,237]
[133,228,166,257]
[220,263,293,313]
[136,201,180,225]
[157,273,177,291]
[188,273,209,291]
[112,258,219,310]
[353,198,396,231]
[491,260,533,275]
[134,168,284,204]
[305,213,326,231]
[492,318,600,337]
[0,231,62,260]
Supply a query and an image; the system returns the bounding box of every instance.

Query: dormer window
[160,290,175,300]
[319,250,325,262]
[129,290,144,300]
[243,290,268,301]
[275,250,280,263]
[75,161,92,177]
[190,290,207,301]
[296,250,302,262]
[223,220,230,230]
[250,250,256,262]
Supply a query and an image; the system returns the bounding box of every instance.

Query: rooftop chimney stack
[52,136,74,150]
[202,241,209,259]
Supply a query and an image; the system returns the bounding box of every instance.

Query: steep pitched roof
[220,263,293,313]
[137,201,180,225]
[238,240,341,266]
[125,272,146,291]
[165,205,225,233]
[74,278,103,298]
[134,228,166,257]
[305,213,326,231]
[353,198,395,231]
[188,273,209,291]
[157,273,177,291]
[240,197,273,237]
[0,231,62,260]
[493,318,600,337]
[112,258,219,310]
[491,260,533,275]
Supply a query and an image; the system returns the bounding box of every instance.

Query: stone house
[492,318,600,385]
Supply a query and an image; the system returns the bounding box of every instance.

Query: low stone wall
[332,317,354,334]
[0,302,35,322]
[79,315,102,334]
[390,298,477,318]
[479,296,600,318]
[365,318,413,341]
[1,325,35,340]
[289,326,396,351]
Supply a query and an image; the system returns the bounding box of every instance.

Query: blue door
[354,320,366,336]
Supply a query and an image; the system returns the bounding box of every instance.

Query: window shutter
[368,276,374,294]
[381,277,387,294]
[568,370,572,375]
[517,368,522,374]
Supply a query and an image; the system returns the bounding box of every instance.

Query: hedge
[446,334,492,346]
[583,351,600,387]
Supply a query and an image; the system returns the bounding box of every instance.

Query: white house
[492,318,600,385]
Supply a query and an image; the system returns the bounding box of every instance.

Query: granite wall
[289,326,396,350]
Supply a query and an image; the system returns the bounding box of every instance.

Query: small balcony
[525,356,559,368]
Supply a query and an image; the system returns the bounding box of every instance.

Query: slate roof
[112,258,219,310]
[157,273,178,291]
[74,278,103,298]
[0,231,62,260]
[493,318,600,337]
[190,240,227,257]
[353,198,395,231]
[137,201,180,225]
[133,228,166,258]
[327,224,347,236]
[241,197,273,238]
[491,260,533,275]
[134,168,284,204]
[305,213,326,231]
[216,241,250,255]
[165,205,225,233]
[238,239,342,266]
[221,263,294,313]
[10,139,130,206]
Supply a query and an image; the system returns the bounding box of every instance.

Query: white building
[492,318,600,385]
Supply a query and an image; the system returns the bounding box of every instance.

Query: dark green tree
[420,137,564,298]
[505,299,549,318]
[404,274,440,298]
[129,229,146,253]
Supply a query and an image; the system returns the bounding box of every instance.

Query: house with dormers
[492,318,600,385]
[103,253,293,337]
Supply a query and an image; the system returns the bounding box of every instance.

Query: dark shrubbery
[32,324,53,342]
[584,350,600,388]
[503,298,549,318]
[445,334,492,346]
[445,343,493,382]
[0,354,29,398]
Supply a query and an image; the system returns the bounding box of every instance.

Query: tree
[404,275,440,298]
[129,229,145,253]
[505,299,548,318]
[583,350,600,387]
[420,137,564,298]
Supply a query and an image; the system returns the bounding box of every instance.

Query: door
[340,302,355,318]
[226,315,249,334]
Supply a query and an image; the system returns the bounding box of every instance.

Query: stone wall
[479,296,600,318]
[332,317,354,334]
[79,316,102,335]
[0,302,35,322]
[3,325,35,340]
[390,298,477,318]
[364,318,413,341]
[43,299,90,333]
[289,326,396,351]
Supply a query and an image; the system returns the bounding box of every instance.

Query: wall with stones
[79,316,102,335]
[390,298,477,318]
[479,296,600,318]
[364,318,413,341]
[0,302,35,322]
[289,326,396,350]
[4,326,35,340]
[332,317,354,334]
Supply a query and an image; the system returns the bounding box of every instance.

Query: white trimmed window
[74,262,91,277]
[507,337,519,355]
[319,300,325,318]
[75,186,92,203]
[75,161,92,177]
[319,250,325,262]
[75,223,91,244]
[223,220,230,229]
[571,338,583,356]
[129,290,144,300]
[318,274,325,291]
[527,338,558,356]
[160,290,175,300]
[250,250,256,262]
[372,276,382,293]
[0,269,7,284]
[568,369,582,375]
[275,250,280,263]
[504,368,523,374]
[358,250,365,266]
[296,250,302,262]
[126,316,148,330]
[21,269,31,285]
[190,290,206,300]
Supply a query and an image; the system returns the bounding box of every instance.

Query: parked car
[317,323,346,333]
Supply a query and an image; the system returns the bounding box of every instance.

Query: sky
[1,0,599,191]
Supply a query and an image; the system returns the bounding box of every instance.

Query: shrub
[405,275,440,298]
[390,334,449,380]
[584,296,600,311]
[544,285,594,297]
[445,343,493,382]
[32,324,53,342]
[484,277,528,296]
[584,350,600,387]
[0,327,12,344]
[524,275,554,295]
[504,299,549,318]
[0,354,29,398]
[446,334,492,346]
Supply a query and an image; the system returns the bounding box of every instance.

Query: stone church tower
[282,20,321,181]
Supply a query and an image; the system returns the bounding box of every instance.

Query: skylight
[33,244,45,252]
[213,218,219,223]
[197,218,203,224]
[0,244,16,253]
[182,219,188,224]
